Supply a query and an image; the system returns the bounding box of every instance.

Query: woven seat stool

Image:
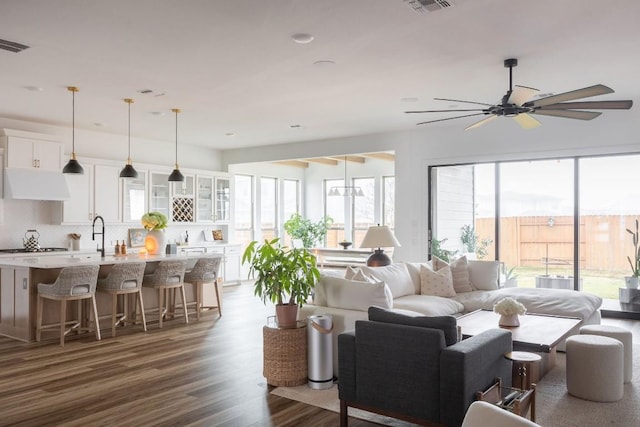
[580,324,633,383]
[97,262,147,337]
[183,256,222,320]
[142,260,188,328]
[36,265,101,347]
[566,334,623,402]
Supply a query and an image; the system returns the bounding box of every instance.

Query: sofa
[338,307,513,427]
[299,256,603,376]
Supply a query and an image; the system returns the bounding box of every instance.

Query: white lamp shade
[360,225,400,249]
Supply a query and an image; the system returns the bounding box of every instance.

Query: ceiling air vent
[0,38,30,53]
[404,0,454,13]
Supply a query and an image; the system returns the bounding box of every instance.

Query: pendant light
[62,86,84,174]
[168,108,185,182]
[119,98,139,178]
[328,156,364,197]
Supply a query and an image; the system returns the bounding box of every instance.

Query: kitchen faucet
[92,215,105,258]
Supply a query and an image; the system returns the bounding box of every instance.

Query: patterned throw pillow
[419,264,456,297]
[432,255,473,293]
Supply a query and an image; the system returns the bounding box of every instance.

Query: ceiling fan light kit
[406,58,633,130]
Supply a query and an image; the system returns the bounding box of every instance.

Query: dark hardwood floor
[0,284,379,427]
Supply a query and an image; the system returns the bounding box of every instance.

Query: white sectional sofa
[299,258,602,375]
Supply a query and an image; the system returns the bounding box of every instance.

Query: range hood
[4,169,71,201]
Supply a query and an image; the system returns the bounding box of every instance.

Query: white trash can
[307,314,333,389]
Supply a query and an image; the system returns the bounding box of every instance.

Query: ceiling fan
[406,58,633,130]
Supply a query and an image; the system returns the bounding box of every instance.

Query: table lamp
[360,225,400,266]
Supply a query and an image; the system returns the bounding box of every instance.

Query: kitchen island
[0,252,222,342]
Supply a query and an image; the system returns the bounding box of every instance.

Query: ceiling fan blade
[508,85,540,106]
[537,100,633,110]
[433,98,495,107]
[512,113,542,130]
[465,115,497,130]
[406,108,484,114]
[416,112,487,126]
[525,84,614,108]
[532,109,602,120]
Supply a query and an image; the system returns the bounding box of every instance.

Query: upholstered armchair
[338,307,512,427]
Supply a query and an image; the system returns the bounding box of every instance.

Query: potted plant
[141,211,168,254]
[430,237,458,262]
[460,224,492,260]
[283,213,333,248]
[625,219,640,289]
[501,264,519,288]
[242,238,320,327]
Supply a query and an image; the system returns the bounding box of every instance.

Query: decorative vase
[144,229,166,255]
[275,304,298,328]
[499,314,520,327]
[624,276,639,289]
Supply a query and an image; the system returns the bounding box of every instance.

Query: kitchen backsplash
[0,198,219,251]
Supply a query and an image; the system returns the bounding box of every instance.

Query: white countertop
[0,252,222,269]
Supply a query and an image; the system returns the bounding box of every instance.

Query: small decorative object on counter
[114,241,121,256]
[141,212,168,255]
[23,230,41,252]
[493,297,526,327]
[120,240,127,255]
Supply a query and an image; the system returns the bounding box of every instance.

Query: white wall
[222,111,640,262]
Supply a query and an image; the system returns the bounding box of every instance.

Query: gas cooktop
[0,247,69,254]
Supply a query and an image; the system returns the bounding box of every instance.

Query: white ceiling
[1,0,638,150]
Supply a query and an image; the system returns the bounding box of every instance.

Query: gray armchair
[338,307,512,427]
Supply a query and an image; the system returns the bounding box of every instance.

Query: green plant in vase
[141,211,168,254]
[625,219,640,289]
[283,213,333,248]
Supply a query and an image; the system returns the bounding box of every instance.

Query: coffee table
[457,310,582,383]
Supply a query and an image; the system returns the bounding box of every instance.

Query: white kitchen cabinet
[149,172,170,219]
[150,171,196,223]
[122,170,148,223]
[196,175,214,222]
[205,244,241,285]
[61,163,120,224]
[196,174,230,224]
[5,136,63,171]
[215,177,231,223]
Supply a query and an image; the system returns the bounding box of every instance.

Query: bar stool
[36,265,101,347]
[142,260,188,328]
[183,256,223,320]
[97,262,147,337]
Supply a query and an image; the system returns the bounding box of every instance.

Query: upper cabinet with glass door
[214,176,231,223]
[122,169,147,223]
[149,171,170,220]
[196,175,214,222]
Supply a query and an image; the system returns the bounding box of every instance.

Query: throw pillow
[344,266,373,283]
[368,306,458,346]
[468,260,501,290]
[360,263,415,298]
[419,264,456,297]
[405,261,432,294]
[321,276,393,311]
[433,255,473,293]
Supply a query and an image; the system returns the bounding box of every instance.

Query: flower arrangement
[141,212,168,230]
[493,297,526,316]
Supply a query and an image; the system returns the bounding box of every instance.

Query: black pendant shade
[119,98,138,179]
[63,86,84,175]
[168,108,185,182]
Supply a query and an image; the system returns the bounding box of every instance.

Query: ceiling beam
[364,152,395,162]
[331,155,365,164]
[274,160,309,168]
[304,158,339,166]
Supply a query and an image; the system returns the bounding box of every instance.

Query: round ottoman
[580,324,633,383]
[566,335,623,402]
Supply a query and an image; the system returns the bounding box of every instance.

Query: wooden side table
[476,378,536,422]
[263,321,307,386]
[505,351,542,390]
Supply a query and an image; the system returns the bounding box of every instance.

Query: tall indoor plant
[242,238,320,327]
[625,219,640,289]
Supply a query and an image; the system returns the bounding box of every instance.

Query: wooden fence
[476,215,638,272]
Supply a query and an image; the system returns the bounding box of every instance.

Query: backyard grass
[510,266,626,299]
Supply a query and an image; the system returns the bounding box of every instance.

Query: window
[324,179,345,246]
[352,177,375,246]
[282,179,300,246]
[234,174,254,246]
[260,177,278,241]
[382,176,395,229]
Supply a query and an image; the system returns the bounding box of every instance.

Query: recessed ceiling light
[24,85,43,92]
[150,111,166,117]
[313,60,336,67]
[291,33,314,44]
[225,132,235,136]
[401,97,419,103]
[289,124,301,129]
[93,122,104,127]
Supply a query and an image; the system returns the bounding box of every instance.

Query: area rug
[271,348,640,426]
